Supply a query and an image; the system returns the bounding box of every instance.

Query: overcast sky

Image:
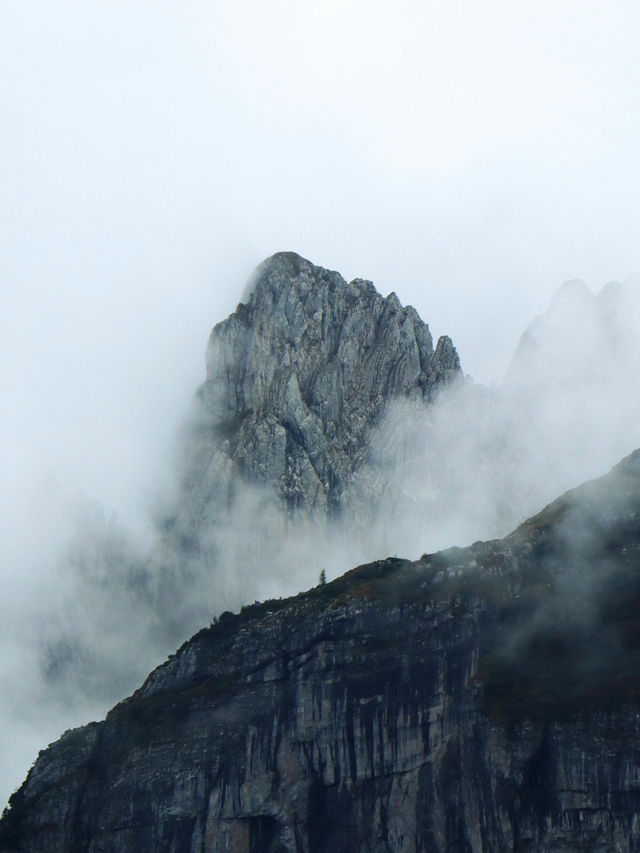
[1,0,640,806]
[2,0,640,523]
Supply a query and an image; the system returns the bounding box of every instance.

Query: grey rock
[6,450,640,851]
[176,251,461,522]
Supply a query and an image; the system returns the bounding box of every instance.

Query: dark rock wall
[6,449,640,852]
[5,587,640,852]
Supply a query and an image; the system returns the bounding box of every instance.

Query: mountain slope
[5,450,640,852]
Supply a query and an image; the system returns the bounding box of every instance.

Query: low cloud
[3,276,640,806]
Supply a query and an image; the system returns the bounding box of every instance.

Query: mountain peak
[549,277,592,310]
[504,276,637,391]
[195,253,462,516]
[242,251,351,305]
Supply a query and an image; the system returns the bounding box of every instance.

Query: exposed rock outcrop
[6,450,640,852]
[174,251,461,523]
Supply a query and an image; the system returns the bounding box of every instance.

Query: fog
[2,0,640,807]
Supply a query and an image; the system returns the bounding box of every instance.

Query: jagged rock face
[6,450,640,852]
[182,251,461,518]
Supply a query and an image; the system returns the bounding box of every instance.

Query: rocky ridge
[172,251,460,523]
[5,450,640,851]
[504,276,640,392]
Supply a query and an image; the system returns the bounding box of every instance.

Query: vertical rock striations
[5,451,640,851]
[177,251,461,522]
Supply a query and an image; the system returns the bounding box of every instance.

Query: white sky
[1,0,638,568]
[1,0,640,805]
[3,1,640,513]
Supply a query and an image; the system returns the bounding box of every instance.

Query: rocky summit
[5,450,640,851]
[174,251,460,521]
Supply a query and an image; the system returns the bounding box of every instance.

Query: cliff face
[175,251,461,522]
[5,450,640,852]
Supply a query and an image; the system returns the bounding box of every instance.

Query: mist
[7,272,639,810]
[3,0,640,808]
[2,276,639,811]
